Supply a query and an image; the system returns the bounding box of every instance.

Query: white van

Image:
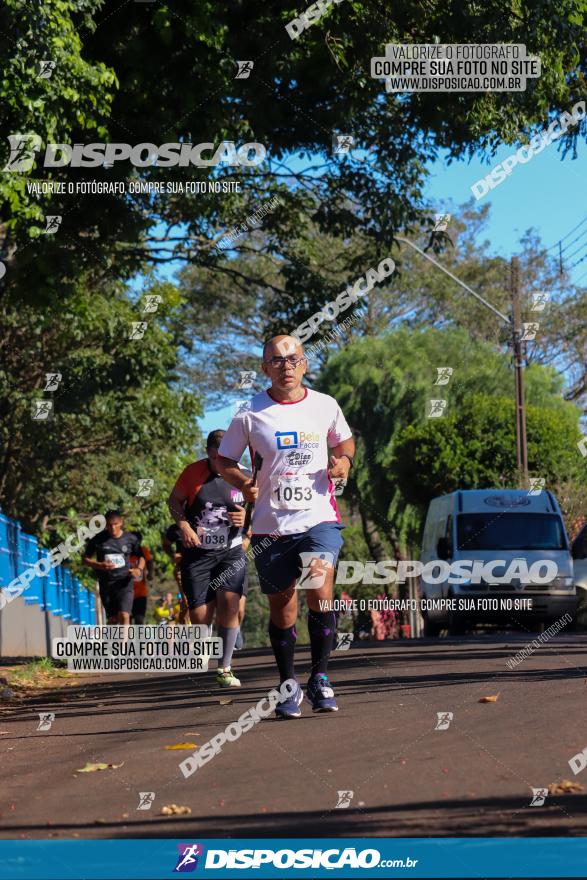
[419,489,575,636]
[571,523,587,629]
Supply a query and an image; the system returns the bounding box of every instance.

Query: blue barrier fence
[0,513,96,625]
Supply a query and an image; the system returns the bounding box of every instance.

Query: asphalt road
[1,634,587,840]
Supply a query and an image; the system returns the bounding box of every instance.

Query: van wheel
[422,613,441,637]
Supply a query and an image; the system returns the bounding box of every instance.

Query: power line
[546,214,587,251]
[569,251,587,270]
[560,226,587,257]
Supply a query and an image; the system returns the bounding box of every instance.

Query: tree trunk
[358,498,387,563]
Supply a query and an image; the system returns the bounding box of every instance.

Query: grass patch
[5,657,71,689]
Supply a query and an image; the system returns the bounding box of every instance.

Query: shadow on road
[4,792,586,838]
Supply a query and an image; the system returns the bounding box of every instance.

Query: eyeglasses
[264,356,306,368]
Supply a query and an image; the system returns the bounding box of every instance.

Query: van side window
[445,515,453,556]
[572,527,587,559]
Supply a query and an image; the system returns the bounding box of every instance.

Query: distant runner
[163,524,191,625]
[130,532,153,625]
[168,430,250,687]
[83,510,144,625]
[154,592,175,623]
[217,335,355,718]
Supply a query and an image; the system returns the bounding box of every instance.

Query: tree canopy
[1,1,585,307]
[318,326,587,551]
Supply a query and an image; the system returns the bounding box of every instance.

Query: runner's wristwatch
[340,454,354,469]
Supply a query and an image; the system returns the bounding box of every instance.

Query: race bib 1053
[270,474,314,510]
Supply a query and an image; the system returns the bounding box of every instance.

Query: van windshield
[456,513,566,551]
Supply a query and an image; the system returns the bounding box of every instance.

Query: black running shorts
[99,579,134,616]
[180,546,246,609]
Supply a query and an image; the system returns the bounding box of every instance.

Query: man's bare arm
[328,437,356,480]
[167,486,201,548]
[216,456,249,489]
[217,456,258,502]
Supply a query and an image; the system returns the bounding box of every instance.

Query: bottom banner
[0,838,586,879]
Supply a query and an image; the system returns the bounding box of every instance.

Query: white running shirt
[218,388,352,536]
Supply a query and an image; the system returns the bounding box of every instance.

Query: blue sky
[197,138,587,438]
[425,139,587,272]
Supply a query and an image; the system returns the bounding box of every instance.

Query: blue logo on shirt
[275,430,298,449]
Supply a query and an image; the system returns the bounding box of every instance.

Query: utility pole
[395,237,530,489]
[510,256,529,488]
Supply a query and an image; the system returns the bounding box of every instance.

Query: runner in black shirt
[168,430,249,687]
[83,510,144,625]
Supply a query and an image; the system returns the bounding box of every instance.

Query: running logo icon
[238,370,256,389]
[528,478,545,496]
[521,322,539,341]
[234,399,252,418]
[531,292,549,311]
[43,215,62,234]
[37,712,55,731]
[433,213,451,232]
[38,60,56,79]
[435,712,453,731]
[529,788,548,807]
[129,322,148,340]
[4,134,42,172]
[335,790,354,808]
[31,400,54,420]
[44,372,62,392]
[142,294,162,313]
[136,791,155,811]
[427,399,447,418]
[434,367,453,385]
[174,843,204,872]
[297,552,334,590]
[333,134,354,153]
[235,61,254,79]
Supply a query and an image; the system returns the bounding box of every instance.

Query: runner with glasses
[217,335,355,718]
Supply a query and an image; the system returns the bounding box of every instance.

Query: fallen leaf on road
[478,693,500,703]
[77,762,124,772]
[160,804,191,816]
[164,743,197,750]
[219,698,232,705]
[548,780,584,795]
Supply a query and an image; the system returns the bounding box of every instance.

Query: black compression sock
[268,620,297,683]
[307,609,337,676]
